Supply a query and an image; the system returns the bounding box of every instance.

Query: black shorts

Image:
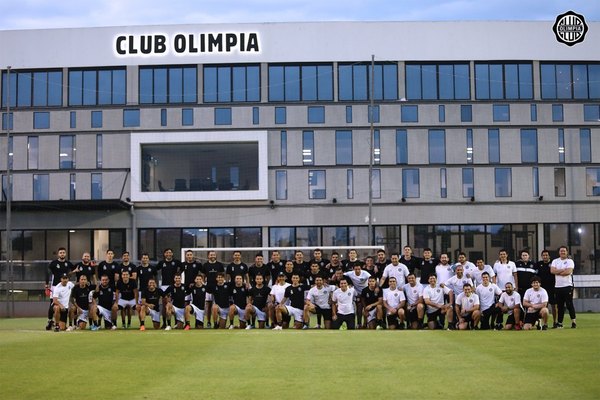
[546,289,556,305]
[460,313,473,322]
[427,309,442,322]
[386,314,399,326]
[59,309,68,323]
[315,306,332,321]
[524,311,541,324]
[407,307,419,322]
[506,314,516,325]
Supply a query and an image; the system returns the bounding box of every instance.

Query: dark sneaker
[541,325,548,331]
[571,322,577,329]
[552,323,559,329]
[556,322,564,329]
[45,320,53,331]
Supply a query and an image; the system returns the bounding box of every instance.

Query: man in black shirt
[91,274,117,330]
[182,250,201,290]
[164,273,187,330]
[70,275,94,330]
[342,249,365,272]
[400,245,422,275]
[226,251,249,285]
[277,273,309,329]
[184,274,207,329]
[136,253,157,296]
[417,248,438,286]
[516,250,538,301]
[202,250,225,328]
[305,262,323,287]
[115,270,138,329]
[158,248,182,328]
[291,250,310,277]
[228,275,250,329]
[248,253,269,285]
[45,247,73,330]
[119,251,137,282]
[208,272,232,329]
[245,274,271,329]
[97,249,119,286]
[310,248,330,271]
[324,252,343,279]
[374,249,391,280]
[73,252,96,286]
[139,278,164,331]
[361,277,383,329]
[536,249,557,328]
[267,250,286,285]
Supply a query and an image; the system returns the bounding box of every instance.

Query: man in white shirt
[382,277,406,329]
[331,279,356,330]
[52,273,75,332]
[344,264,371,327]
[522,276,549,330]
[551,246,577,329]
[496,282,522,330]
[453,252,476,280]
[493,249,518,290]
[304,276,335,329]
[455,283,480,330]
[269,272,291,329]
[443,265,473,297]
[403,273,424,329]
[435,253,454,288]
[380,253,410,288]
[471,258,496,286]
[423,274,454,330]
[475,272,502,330]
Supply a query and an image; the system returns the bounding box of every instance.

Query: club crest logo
[553,11,588,46]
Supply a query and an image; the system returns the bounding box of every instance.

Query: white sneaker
[273,325,283,330]
[228,325,235,330]
[164,326,172,331]
[66,326,75,332]
[110,325,117,330]
[245,325,253,330]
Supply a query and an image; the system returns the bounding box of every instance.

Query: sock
[185,320,190,327]
[167,319,171,327]
[140,320,145,326]
[230,319,234,326]
[317,314,322,325]
[111,319,117,326]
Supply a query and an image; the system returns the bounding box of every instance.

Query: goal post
[181,246,386,265]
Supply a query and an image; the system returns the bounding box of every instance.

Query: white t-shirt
[453,261,477,279]
[53,281,75,308]
[498,291,521,314]
[455,292,480,313]
[493,261,517,288]
[382,287,406,309]
[344,270,371,294]
[332,287,356,315]
[523,287,549,307]
[306,284,336,309]
[269,283,291,305]
[423,284,452,313]
[471,265,496,286]
[403,283,423,306]
[550,257,574,288]
[476,283,502,310]
[382,263,410,286]
[436,264,454,284]
[444,275,473,296]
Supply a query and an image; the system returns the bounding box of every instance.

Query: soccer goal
[181,246,385,265]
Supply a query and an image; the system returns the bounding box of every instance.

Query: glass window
[2,69,63,107]
[494,168,512,197]
[541,63,600,100]
[530,104,537,121]
[33,174,49,200]
[371,169,381,199]
[493,104,510,122]
[2,112,13,130]
[580,128,592,163]
[406,63,470,100]
[161,108,167,127]
[269,64,332,101]
[339,62,397,101]
[552,104,564,122]
[139,66,196,104]
[33,112,50,129]
[438,105,445,122]
[91,110,102,128]
[373,129,380,165]
[586,168,600,196]
[554,168,566,197]
[347,169,354,199]
[521,129,538,163]
[182,108,194,126]
[280,131,287,166]
[204,64,259,103]
[488,129,500,164]
[402,169,420,198]
[70,111,76,128]
[68,68,125,106]
[368,105,380,123]
[276,170,287,200]
[558,129,565,164]
[401,105,418,122]
[96,134,103,169]
[440,168,447,198]
[28,136,38,170]
[308,106,325,123]
[532,167,539,198]
[308,170,326,199]
[91,173,102,199]
[466,129,473,164]
[70,173,76,200]
[214,108,232,125]
[462,168,474,198]
[583,105,600,121]
[302,131,314,165]
[275,107,286,124]
[269,227,296,248]
[123,109,140,127]
[252,107,259,125]
[59,135,76,169]
[7,136,13,170]
[336,130,353,165]
[461,105,472,122]
[428,129,446,164]
[396,129,408,164]
[475,63,533,99]
[346,106,352,123]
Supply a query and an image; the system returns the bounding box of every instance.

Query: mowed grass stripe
[1,316,599,399]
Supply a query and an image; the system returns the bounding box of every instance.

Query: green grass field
[1,315,599,400]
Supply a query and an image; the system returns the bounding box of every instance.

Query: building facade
[0,21,599,287]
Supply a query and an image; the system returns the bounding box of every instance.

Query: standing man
[471,258,496,287]
[382,277,406,330]
[52,273,75,332]
[342,249,364,272]
[136,253,157,300]
[72,252,96,286]
[202,250,225,328]
[291,250,310,276]
[45,247,73,330]
[551,246,577,329]
[344,264,371,327]
[158,248,182,328]
[182,250,201,290]
[331,279,356,330]
[400,245,422,275]
[435,253,455,287]
[310,248,330,271]
[97,249,119,285]
[119,251,137,281]
[380,253,410,288]
[267,250,286,285]
[516,250,538,300]
[453,252,476,280]
[443,265,473,298]
[374,249,390,280]
[493,249,518,291]
[417,248,438,288]
[522,276,549,330]
[536,249,557,327]
[248,253,269,286]
[226,250,249,285]
[324,252,343,279]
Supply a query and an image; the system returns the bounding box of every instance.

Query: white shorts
[205,293,214,302]
[234,305,246,322]
[285,305,304,322]
[138,292,143,305]
[185,294,192,302]
[160,285,169,293]
[172,305,185,323]
[251,305,267,322]
[216,306,229,320]
[97,305,113,323]
[118,298,136,309]
[190,304,205,323]
[149,309,161,323]
[77,309,89,323]
[366,308,377,323]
